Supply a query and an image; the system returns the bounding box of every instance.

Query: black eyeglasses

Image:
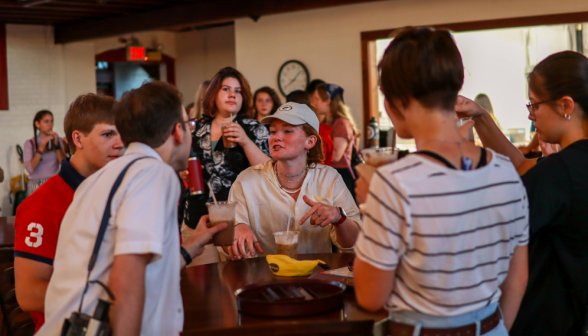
[176,119,196,134]
[526,100,553,113]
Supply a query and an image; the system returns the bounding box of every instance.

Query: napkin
[266,255,325,277]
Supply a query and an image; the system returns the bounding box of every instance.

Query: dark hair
[64,94,116,154]
[301,124,324,165]
[315,84,330,102]
[529,51,588,117]
[379,26,464,114]
[203,67,254,119]
[286,90,311,106]
[306,79,326,95]
[32,110,53,153]
[114,81,184,148]
[253,86,282,118]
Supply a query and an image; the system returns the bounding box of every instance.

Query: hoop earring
[565,114,571,120]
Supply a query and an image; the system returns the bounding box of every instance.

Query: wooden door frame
[95,47,176,85]
[361,11,588,141]
[0,24,8,111]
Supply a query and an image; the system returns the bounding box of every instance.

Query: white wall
[0,24,95,216]
[175,25,236,105]
[235,0,588,142]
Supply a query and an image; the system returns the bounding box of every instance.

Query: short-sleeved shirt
[228,161,361,256]
[319,124,334,166]
[354,149,529,316]
[330,118,354,169]
[185,116,270,228]
[23,136,64,180]
[510,139,588,336]
[40,143,184,336]
[14,158,84,331]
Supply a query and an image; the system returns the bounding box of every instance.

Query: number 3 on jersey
[25,223,43,248]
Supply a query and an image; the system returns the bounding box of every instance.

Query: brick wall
[0,24,95,216]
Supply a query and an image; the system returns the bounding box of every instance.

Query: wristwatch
[333,207,347,226]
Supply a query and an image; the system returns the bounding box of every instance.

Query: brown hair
[254,86,282,118]
[315,84,330,102]
[114,81,184,148]
[203,67,254,119]
[192,80,211,119]
[301,124,324,165]
[32,110,53,153]
[64,94,116,154]
[529,51,588,118]
[379,26,464,114]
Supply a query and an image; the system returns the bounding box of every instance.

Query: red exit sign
[128,46,146,61]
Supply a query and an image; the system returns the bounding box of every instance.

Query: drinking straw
[286,213,292,235]
[208,181,219,206]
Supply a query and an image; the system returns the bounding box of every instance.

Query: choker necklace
[276,164,308,177]
[274,164,306,193]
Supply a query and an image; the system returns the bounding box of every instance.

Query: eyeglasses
[176,119,196,134]
[526,100,553,114]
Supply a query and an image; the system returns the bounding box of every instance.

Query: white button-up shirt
[39,143,184,336]
[228,161,362,256]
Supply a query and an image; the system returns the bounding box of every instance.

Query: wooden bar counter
[180,253,388,334]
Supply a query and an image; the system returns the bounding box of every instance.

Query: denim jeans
[388,303,508,336]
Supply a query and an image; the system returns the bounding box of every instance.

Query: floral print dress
[184,115,270,228]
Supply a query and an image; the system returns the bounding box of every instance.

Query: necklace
[417,139,473,171]
[276,164,307,177]
[274,164,306,193]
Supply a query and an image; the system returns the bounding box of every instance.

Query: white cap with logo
[261,102,320,133]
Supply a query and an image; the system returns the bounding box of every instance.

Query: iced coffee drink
[220,123,237,149]
[206,201,237,246]
[273,231,300,259]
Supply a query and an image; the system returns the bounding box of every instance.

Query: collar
[124,142,164,161]
[58,158,85,191]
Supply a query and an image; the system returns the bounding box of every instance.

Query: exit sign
[127,46,146,61]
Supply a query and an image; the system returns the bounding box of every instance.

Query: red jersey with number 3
[14,174,75,332]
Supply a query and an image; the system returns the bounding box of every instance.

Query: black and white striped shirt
[355,149,529,316]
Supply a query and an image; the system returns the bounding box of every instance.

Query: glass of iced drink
[273,231,300,259]
[360,147,399,167]
[206,201,237,246]
[220,123,237,148]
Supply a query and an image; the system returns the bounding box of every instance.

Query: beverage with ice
[220,123,237,148]
[273,231,299,259]
[206,201,237,246]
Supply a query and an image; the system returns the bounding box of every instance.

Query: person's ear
[305,134,317,150]
[559,96,575,118]
[72,130,84,150]
[173,123,185,145]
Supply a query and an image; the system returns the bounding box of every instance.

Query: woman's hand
[222,223,264,260]
[38,136,52,153]
[223,123,252,147]
[179,170,189,182]
[48,131,59,145]
[299,195,340,227]
[455,95,488,119]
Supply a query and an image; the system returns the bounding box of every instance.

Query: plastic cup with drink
[206,201,237,246]
[220,122,237,149]
[273,231,299,259]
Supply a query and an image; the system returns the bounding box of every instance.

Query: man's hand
[299,195,339,227]
[222,224,264,260]
[183,215,227,259]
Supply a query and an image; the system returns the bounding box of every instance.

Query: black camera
[61,299,112,336]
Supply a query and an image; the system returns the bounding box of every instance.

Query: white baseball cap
[261,102,320,133]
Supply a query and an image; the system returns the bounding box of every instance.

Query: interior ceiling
[0,0,388,44]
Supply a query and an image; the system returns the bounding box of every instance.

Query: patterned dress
[184,115,270,228]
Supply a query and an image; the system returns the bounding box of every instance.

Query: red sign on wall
[127,46,146,61]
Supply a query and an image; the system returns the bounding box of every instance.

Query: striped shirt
[354,149,529,316]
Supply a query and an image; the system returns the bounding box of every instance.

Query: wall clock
[277,60,309,97]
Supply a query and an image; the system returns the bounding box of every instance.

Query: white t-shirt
[354,150,529,316]
[228,161,361,256]
[39,143,184,336]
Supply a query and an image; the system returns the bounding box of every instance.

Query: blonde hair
[330,96,359,136]
[191,80,210,119]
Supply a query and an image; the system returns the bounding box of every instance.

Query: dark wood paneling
[0,24,8,111]
[55,0,387,44]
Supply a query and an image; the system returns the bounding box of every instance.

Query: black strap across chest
[415,148,487,170]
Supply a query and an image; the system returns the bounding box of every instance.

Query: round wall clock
[277,60,310,97]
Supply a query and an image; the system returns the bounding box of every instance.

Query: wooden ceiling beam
[55,0,387,44]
